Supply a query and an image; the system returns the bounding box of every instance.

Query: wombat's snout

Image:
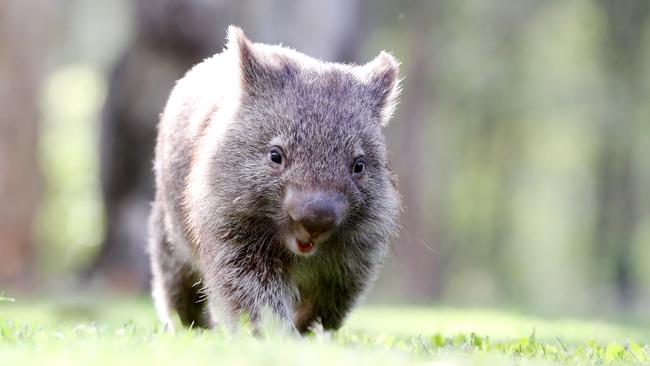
[285,189,348,239]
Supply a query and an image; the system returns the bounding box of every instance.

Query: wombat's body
[149,26,401,333]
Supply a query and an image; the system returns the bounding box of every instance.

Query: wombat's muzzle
[285,189,348,239]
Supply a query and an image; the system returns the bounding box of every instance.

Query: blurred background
[1,0,649,321]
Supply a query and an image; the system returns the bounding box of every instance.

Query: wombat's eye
[352,157,365,175]
[269,146,284,165]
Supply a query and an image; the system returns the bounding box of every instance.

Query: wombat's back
[153,51,238,258]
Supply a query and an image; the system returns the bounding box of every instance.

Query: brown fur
[149,26,402,334]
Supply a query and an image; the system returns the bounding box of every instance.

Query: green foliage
[1,300,648,365]
[36,64,106,275]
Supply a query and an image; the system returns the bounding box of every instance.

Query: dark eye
[269,146,284,165]
[352,157,365,175]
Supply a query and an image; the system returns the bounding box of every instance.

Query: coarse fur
[149,26,402,334]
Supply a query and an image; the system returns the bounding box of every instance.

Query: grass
[1,296,649,365]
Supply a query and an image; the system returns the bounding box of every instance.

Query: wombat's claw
[311,322,332,341]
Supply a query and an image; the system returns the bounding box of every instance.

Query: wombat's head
[213,26,401,257]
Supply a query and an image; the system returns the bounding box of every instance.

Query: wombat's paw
[254,307,300,338]
[309,322,334,342]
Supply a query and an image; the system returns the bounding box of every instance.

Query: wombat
[149,26,402,334]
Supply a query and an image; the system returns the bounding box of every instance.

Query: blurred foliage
[36,64,106,275]
[364,0,650,316]
[32,0,650,317]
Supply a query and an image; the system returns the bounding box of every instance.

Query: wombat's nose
[285,190,348,238]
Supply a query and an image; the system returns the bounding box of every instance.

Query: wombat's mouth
[284,217,336,256]
[284,232,326,256]
[296,239,315,253]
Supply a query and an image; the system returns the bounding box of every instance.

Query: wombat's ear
[226,25,263,92]
[360,51,401,126]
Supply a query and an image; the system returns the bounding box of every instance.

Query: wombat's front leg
[202,251,296,334]
[294,279,364,334]
[294,256,377,334]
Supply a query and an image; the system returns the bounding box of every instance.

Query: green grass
[1,297,649,365]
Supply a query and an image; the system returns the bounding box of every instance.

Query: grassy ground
[1,296,648,365]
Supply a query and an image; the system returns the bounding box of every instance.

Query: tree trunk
[0,0,54,288]
[594,0,650,308]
